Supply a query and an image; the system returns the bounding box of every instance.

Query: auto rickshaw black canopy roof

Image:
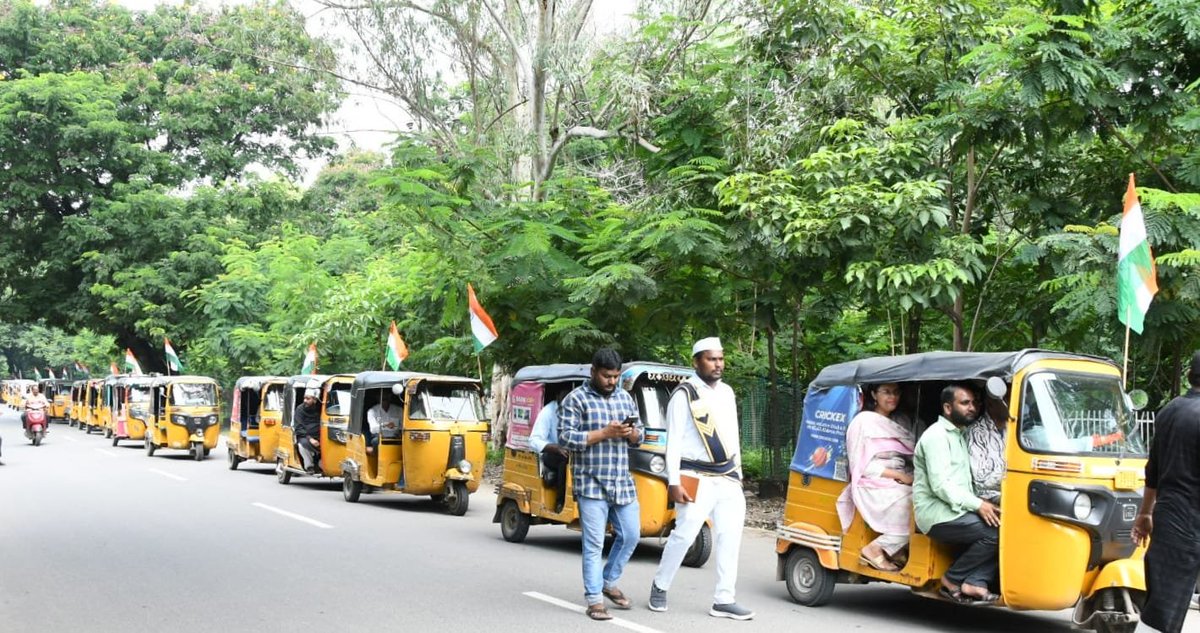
[512,364,592,384]
[808,349,1116,390]
[351,370,479,391]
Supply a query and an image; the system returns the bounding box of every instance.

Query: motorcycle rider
[22,385,49,431]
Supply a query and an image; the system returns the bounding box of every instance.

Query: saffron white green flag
[385,321,409,370]
[164,337,184,372]
[124,348,143,375]
[467,283,498,352]
[301,343,318,374]
[1117,174,1159,334]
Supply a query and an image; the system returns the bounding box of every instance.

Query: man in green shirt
[913,384,1002,604]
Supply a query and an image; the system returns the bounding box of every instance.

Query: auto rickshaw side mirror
[1127,389,1149,411]
[391,383,404,396]
[985,376,1008,399]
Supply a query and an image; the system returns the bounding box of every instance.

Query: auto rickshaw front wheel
[343,474,362,503]
[192,443,205,461]
[784,547,836,606]
[276,459,291,485]
[499,499,530,542]
[682,523,712,568]
[442,481,469,516]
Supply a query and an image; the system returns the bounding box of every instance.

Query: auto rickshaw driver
[295,388,322,473]
[529,387,570,510]
[365,392,402,455]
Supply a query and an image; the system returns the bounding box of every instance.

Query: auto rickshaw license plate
[1115,470,1140,490]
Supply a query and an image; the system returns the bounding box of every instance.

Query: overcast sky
[115,0,638,182]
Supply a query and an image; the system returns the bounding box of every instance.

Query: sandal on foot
[859,552,901,572]
[964,591,1000,605]
[938,586,970,604]
[587,604,613,621]
[602,587,632,610]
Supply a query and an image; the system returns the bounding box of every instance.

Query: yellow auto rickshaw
[144,375,221,460]
[111,376,155,447]
[68,380,86,427]
[776,350,1149,633]
[83,378,104,434]
[40,378,69,423]
[227,375,286,470]
[337,371,489,515]
[275,374,354,483]
[493,362,713,566]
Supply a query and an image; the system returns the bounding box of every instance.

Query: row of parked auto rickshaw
[15,349,1151,632]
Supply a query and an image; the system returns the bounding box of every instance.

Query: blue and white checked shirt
[558,381,641,505]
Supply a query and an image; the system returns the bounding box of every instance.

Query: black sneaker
[648,583,667,612]
[709,602,754,620]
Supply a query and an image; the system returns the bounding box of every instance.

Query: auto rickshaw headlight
[171,414,185,425]
[650,455,665,474]
[457,459,472,474]
[206,414,218,426]
[1073,493,1093,520]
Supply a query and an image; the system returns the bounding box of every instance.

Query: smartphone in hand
[622,416,637,427]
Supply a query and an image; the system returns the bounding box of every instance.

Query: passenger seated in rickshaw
[366,393,403,455]
[967,388,1008,505]
[913,384,1001,604]
[836,382,915,572]
[294,388,322,473]
[529,392,569,478]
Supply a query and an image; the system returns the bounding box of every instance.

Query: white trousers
[653,475,746,604]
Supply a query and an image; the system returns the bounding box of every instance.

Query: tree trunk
[904,311,922,354]
[951,145,977,351]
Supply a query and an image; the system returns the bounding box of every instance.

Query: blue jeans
[578,496,640,605]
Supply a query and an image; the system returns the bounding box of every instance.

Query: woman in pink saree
[836,382,915,571]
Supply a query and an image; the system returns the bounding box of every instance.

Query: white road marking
[252,502,333,529]
[149,468,188,482]
[58,435,78,443]
[94,449,118,457]
[524,591,665,633]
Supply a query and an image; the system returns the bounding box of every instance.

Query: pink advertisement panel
[505,382,544,450]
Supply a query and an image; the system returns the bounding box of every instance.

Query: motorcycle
[24,408,47,446]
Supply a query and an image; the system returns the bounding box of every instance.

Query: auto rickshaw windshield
[172,383,217,406]
[326,388,351,415]
[409,383,484,421]
[263,386,284,411]
[1019,371,1149,456]
[129,385,152,403]
[636,383,673,430]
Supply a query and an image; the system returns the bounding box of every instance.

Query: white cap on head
[304,388,319,399]
[691,337,723,357]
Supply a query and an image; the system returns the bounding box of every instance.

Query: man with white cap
[649,337,754,620]
[294,387,323,473]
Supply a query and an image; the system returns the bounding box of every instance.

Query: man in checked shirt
[558,347,643,621]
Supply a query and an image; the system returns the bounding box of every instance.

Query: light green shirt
[913,416,984,533]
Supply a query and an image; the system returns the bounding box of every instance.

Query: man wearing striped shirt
[559,348,642,621]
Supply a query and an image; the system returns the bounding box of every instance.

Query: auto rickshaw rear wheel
[681,523,712,568]
[144,433,156,456]
[784,547,836,606]
[276,459,291,485]
[111,435,119,447]
[443,481,469,516]
[342,474,362,502]
[104,427,112,439]
[227,449,240,470]
[499,500,530,543]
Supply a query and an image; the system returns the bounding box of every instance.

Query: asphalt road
[2,406,1197,633]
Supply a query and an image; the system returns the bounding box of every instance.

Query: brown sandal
[587,604,613,621]
[602,587,632,610]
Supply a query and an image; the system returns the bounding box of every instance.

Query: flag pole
[1122,307,1132,390]
[380,324,387,371]
[476,353,484,384]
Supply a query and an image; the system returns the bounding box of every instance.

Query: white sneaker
[709,603,754,620]
[1190,595,1199,611]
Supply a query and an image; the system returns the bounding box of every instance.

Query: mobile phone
[622,416,637,427]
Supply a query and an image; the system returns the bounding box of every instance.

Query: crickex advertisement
[790,385,860,482]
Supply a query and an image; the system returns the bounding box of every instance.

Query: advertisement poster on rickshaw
[505,382,543,450]
[791,385,860,482]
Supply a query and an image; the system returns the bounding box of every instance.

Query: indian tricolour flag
[164,337,184,373]
[1117,174,1159,334]
[301,342,318,374]
[467,283,499,352]
[124,348,143,375]
[385,321,409,370]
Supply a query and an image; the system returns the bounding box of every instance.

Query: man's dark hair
[1189,350,1200,388]
[941,384,966,408]
[592,348,622,371]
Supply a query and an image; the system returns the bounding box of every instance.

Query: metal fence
[735,379,803,479]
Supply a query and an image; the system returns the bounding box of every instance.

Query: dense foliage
[3,0,1199,453]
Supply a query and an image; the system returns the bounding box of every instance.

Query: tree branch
[539,124,660,184]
